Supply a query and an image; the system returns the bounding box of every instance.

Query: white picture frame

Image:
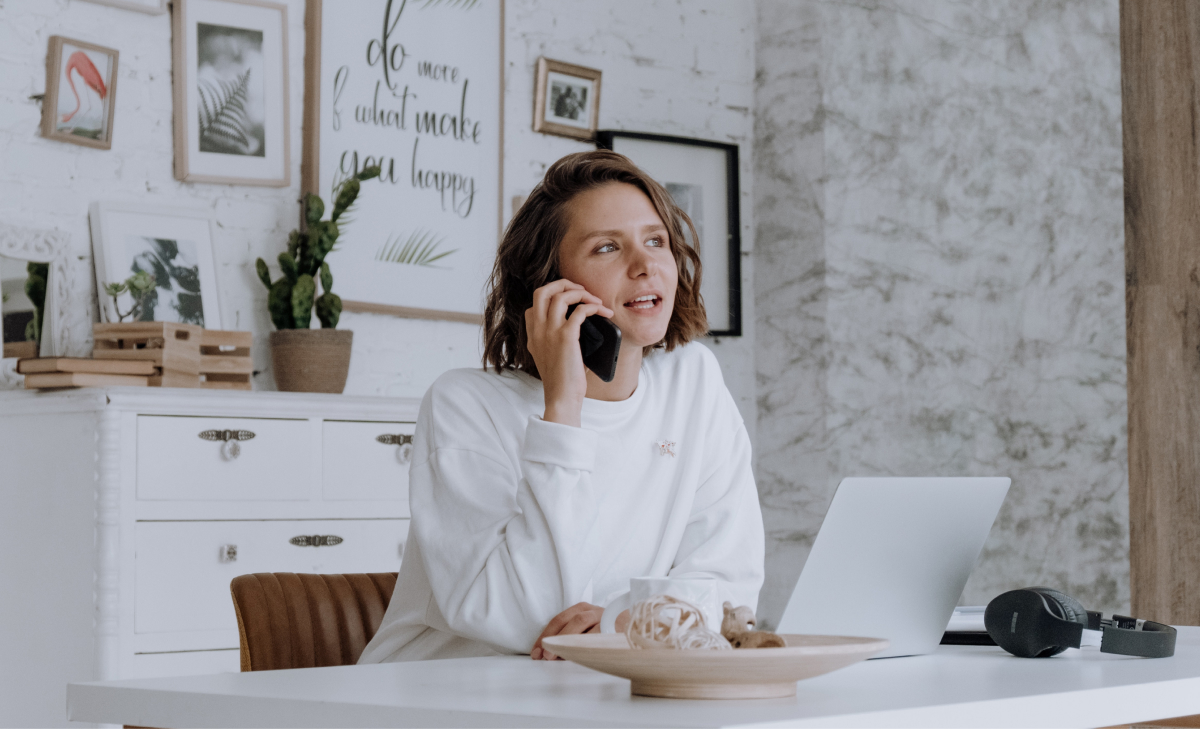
[76,0,168,14]
[88,202,222,329]
[302,0,503,324]
[172,0,290,186]
[0,223,76,389]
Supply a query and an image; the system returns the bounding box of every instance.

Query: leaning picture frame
[596,131,742,336]
[42,36,119,150]
[534,57,601,141]
[88,202,223,329]
[172,0,290,186]
[0,223,75,379]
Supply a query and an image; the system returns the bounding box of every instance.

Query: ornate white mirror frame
[1,222,75,389]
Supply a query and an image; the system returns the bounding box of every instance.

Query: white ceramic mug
[600,576,721,634]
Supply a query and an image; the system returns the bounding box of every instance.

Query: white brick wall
[1,0,756,428]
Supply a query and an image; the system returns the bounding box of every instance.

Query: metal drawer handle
[290,534,344,548]
[199,429,256,461]
[219,544,237,562]
[377,433,414,464]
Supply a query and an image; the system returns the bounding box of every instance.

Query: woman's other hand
[525,279,613,427]
[530,603,630,660]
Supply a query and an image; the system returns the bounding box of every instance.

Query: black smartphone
[566,304,621,382]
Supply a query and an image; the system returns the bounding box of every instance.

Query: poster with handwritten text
[309,0,501,321]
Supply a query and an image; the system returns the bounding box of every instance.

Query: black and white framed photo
[534,57,600,141]
[88,202,222,328]
[41,36,119,150]
[172,0,290,186]
[597,131,741,336]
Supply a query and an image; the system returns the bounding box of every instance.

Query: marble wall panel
[753,0,831,626]
[755,0,1126,619]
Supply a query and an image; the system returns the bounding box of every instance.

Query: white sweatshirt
[358,342,765,663]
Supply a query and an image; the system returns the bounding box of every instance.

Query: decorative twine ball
[625,594,732,650]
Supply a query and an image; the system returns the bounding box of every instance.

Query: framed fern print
[172,0,290,186]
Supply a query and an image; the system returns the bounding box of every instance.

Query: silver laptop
[775,477,1010,658]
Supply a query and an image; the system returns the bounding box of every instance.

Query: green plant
[104,270,157,322]
[256,165,380,330]
[24,262,48,343]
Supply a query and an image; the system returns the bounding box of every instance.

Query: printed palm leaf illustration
[375,230,457,268]
[418,0,479,8]
[198,69,255,155]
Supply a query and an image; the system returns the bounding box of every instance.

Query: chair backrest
[230,572,398,671]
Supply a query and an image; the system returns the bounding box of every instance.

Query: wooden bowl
[540,633,889,699]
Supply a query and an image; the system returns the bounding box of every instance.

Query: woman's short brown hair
[483,150,706,376]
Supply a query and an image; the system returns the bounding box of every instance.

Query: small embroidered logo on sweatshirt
[656,440,676,457]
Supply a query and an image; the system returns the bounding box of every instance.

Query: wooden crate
[92,322,202,388]
[198,329,253,391]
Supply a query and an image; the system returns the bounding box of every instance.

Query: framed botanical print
[534,57,601,141]
[89,202,223,329]
[42,36,119,150]
[597,131,742,336]
[172,0,290,186]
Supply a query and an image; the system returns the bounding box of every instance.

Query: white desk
[68,627,1200,728]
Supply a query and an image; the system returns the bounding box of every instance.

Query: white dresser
[0,387,418,727]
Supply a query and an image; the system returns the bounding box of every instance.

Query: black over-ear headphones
[984,587,1176,658]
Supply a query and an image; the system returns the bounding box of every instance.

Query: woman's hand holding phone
[525,279,613,427]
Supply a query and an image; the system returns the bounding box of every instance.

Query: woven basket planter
[269,329,353,394]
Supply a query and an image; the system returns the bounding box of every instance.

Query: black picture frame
[595,130,741,337]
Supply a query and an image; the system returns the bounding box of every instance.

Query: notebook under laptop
[775,477,1010,658]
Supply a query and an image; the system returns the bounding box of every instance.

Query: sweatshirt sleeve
[409,383,604,654]
[669,422,766,614]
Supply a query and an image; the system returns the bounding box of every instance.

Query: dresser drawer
[137,416,313,501]
[323,420,413,509]
[135,519,408,635]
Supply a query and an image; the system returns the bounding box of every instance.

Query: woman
[358,150,764,663]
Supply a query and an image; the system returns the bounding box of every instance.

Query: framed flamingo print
[42,37,118,150]
[172,0,290,186]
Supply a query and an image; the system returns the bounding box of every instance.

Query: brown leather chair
[230,572,398,671]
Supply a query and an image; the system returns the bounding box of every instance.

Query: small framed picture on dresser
[88,202,223,328]
[596,131,742,336]
[171,0,290,186]
[41,36,119,150]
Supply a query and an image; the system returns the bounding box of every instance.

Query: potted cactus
[256,165,379,393]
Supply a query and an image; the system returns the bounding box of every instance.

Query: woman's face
[557,182,679,349]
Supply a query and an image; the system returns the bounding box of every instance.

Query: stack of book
[16,357,156,389]
[18,322,255,390]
